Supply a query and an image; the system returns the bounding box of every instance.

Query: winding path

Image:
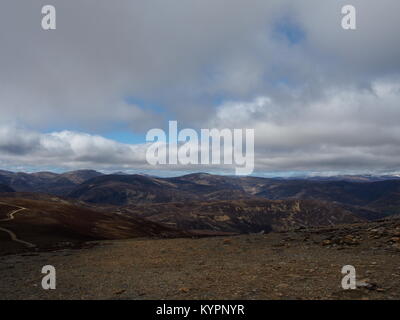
[0,202,36,248]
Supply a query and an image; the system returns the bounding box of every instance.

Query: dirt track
[0,202,36,248]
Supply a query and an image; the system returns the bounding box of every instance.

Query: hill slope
[67,174,245,205]
[0,195,190,255]
[67,173,400,219]
[121,199,363,233]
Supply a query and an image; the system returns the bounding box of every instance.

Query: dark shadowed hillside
[255,180,400,205]
[0,184,14,193]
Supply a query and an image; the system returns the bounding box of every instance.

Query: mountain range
[1,170,400,253]
[0,169,102,195]
[63,172,400,218]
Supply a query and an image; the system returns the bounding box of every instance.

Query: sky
[1,0,400,175]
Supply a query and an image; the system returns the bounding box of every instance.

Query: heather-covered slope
[0,195,190,255]
[121,199,363,233]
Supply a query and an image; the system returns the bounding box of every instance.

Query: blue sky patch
[273,18,306,45]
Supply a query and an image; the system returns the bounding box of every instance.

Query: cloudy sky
[0,0,400,176]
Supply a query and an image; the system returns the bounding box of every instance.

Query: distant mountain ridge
[64,173,400,218]
[2,170,400,222]
[67,173,254,205]
[0,170,103,195]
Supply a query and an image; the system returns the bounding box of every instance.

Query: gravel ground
[1,222,400,300]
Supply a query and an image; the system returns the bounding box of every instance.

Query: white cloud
[209,78,400,172]
[0,126,148,170]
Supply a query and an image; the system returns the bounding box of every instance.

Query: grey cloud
[0,1,400,174]
[0,0,284,131]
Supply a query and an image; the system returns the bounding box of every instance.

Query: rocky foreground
[0,218,399,300]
